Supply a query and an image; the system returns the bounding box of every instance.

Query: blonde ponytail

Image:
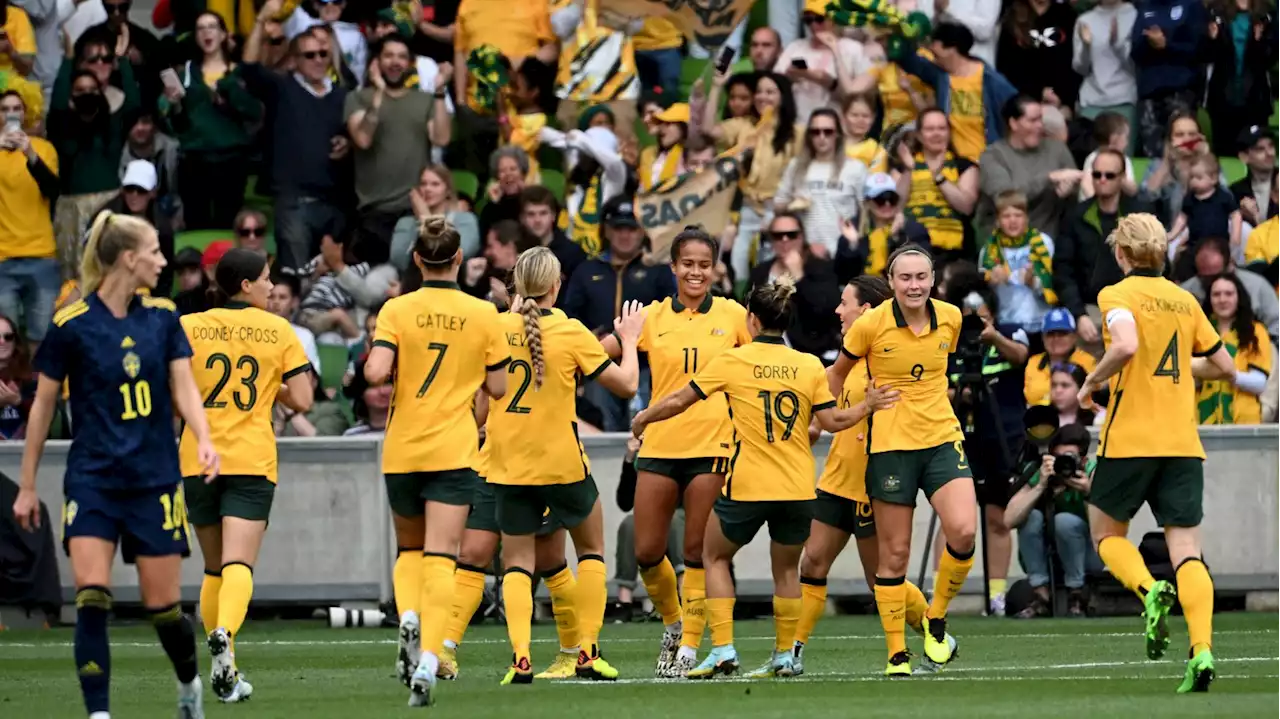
[80,211,156,294]
[512,246,562,391]
[1108,213,1168,271]
[518,296,545,389]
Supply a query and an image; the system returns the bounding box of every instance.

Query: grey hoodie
[12,0,75,102]
[1072,2,1139,108]
[119,132,182,211]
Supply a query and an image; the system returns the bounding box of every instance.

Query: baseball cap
[201,240,235,272]
[174,247,203,271]
[655,103,691,125]
[602,196,640,229]
[864,172,898,200]
[121,160,158,192]
[804,0,828,18]
[1237,124,1275,152]
[376,7,414,37]
[1041,307,1076,334]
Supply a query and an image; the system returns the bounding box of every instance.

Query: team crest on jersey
[1170,6,1182,20]
[939,341,950,350]
[63,499,78,527]
[123,351,141,379]
[712,328,725,336]
[883,475,900,492]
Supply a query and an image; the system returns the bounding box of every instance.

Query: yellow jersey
[846,138,888,174]
[843,299,964,453]
[1197,322,1271,425]
[1023,348,1097,406]
[486,310,613,486]
[456,0,555,112]
[817,357,870,502]
[906,152,972,252]
[0,136,57,261]
[1245,215,1278,282]
[690,336,836,501]
[1097,269,1222,459]
[554,0,639,104]
[179,303,311,482]
[638,296,752,461]
[948,65,986,162]
[374,280,511,473]
[631,16,682,52]
[874,59,933,128]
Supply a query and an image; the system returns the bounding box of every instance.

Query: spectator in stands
[0,85,57,345]
[266,272,321,371]
[776,3,872,124]
[1054,149,1149,346]
[1078,112,1137,201]
[857,35,934,129]
[896,21,1018,163]
[1004,423,1096,619]
[1234,126,1277,225]
[119,110,181,223]
[171,247,203,294]
[477,145,529,235]
[633,16,682,99]
[1130,0,1204,158]
[842,172,930,280]
[1166,154,1242,257]
[979,190,1056,333]
[1204,0,1276,158]
[370,5,454,122]
[517,185,587,286]
[638,103,688,191]
[1049,363,1100,428]
[176,239,230,315]
[308,21,359,90]
[997,0,1082,114]
[747,212,842,363]
[232,209,270,260]
[1024,307,1097,406]
[408,0,457,67]
[62,29,130,114]
[243,16,351,274]
[12,0,64,104]
[159,12,262,231]
[703,68,800,281]
[542,124,631,258]
[0,0,35,78]
[93,160,177,295]
[747,26,783,73]
[550,0,639,145]
[1072,0,1138,139]
[1139,111,1213,228]
[390,164,481,271]
[896,106,980,264]
[299,231,398,342]
[0,312,31,439]
[841,94,887,173]
[776,108,866,258]
[87,0,159,106]
[279,0,366,86]
[687,72,755,140]
[936,0,1002,65]
[276,370,349,436]
[1198,272,1272,424]
[346,34,449,266]
[978,95,1080,238]
[1244,178,1279,282]
[461,218,520,306]
[1182,237,1280,345]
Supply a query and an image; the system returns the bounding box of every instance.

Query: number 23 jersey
[179,303,312,482]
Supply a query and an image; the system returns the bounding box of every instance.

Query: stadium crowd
[0,0,1276,620]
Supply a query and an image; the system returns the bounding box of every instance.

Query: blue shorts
[62,482,191,563]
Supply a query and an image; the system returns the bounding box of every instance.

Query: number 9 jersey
[179,302,312,481]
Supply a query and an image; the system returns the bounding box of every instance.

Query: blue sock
[150,603,198,684]
[75,586,112,716]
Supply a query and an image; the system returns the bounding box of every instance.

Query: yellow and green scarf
[825,0,931,55]
[467,44,509,115]
[981,228,1057,305]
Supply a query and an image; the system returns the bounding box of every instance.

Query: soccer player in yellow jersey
[180,249,313,703]
[599,227,752,678]
[1076,214,1237,694]
[364,217,511,708]
[632,277,898,679]
[793,276,952,676]
[828,244,974,676]
[487,247,645,684]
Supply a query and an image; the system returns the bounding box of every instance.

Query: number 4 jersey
[180,302,312,482]
[1097,269,1222,459]
[37,294,193,491]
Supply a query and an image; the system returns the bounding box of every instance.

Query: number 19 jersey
[180,303,311,482]
[1097,270,1221,459]
[374,281,510,474]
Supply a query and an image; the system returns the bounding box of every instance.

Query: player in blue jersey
[12,212,221,719]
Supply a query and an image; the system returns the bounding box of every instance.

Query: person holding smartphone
[773,0,872,124]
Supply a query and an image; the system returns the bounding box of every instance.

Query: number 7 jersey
[180,302,312,482]
[1097,270,1222,459]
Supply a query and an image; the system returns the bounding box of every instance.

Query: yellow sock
[1098,536,1155,598]
[794,577,827,645]
[1175,559,1214,656]
[772,596,801,652]
[680,566,706,650]
[988,578,1008,599]
[445,566,487,647]
[707,597,735,648]
[419,553,457,657]
[502,569,534,660]
[393,548,423,618]
[216,562,253,637]
[199,571,221,636]
[904,580,929,634]
[874,577,907,659]
[639,557,682,627]
[928,544,974,619]
[575,556,607,653]
[543,565,580,650]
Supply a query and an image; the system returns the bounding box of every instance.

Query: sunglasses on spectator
[301,50,330,60]
[871,195,899,206]
[0,333,14,342]
[802,13,824,24]
[84,54,112,64]
[809,127,837,137]
[1092,170,1119,180]
[771,230,802,240]
[238,227,266,237]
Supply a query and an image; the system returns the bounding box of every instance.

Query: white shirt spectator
[775,157,868,257]
[775,36,871,124]
[291,323,321,373]
[936,0,1002,65]
[62,0,106,45]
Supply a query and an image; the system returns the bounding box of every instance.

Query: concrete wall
[6,426,1275,603]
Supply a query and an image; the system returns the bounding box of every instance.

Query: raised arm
[593,300,645,398]
[631,384,700,438]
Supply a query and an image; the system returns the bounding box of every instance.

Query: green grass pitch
[2,613,1276,718]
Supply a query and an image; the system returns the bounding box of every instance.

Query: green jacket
[158,62,262,158]
[49,59,141,195]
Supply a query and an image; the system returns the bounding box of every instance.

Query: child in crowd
[980,190,1056,333]
[1169,154,1243,252]
[503,57,559,186]
[1079,111,1137,200]
[842,93,887,174]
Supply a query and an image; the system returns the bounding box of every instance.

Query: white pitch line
[0,629,1274,650]
[558,672,1278,687]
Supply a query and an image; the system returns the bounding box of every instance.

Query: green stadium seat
[452,170,480,204]
[679,57,709,101]
[541,169,566,202]
[537,144,564,174]
[174,229,235,254]
[317,343,349,389]
[1131,157,1150,183]
[1220,156,1246,185]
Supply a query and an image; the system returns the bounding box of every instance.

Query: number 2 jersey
[36,294,192,491]
[179,302,312,481]
[689,336,836,502]
[374,281,510,474]
[1098,269,1221,459]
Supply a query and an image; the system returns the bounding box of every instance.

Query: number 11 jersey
[180,302,311,482]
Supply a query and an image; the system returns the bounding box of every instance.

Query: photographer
[1004,424,1096,618]
[945,261,1030,615]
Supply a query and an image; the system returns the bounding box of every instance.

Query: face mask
[73,94,106,117]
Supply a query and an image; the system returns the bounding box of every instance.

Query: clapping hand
[613,299,646,345]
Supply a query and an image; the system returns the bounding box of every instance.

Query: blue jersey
[36,293,193,491]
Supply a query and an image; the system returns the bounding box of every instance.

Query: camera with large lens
[955,293,988,367]
[1051,451,1080,487]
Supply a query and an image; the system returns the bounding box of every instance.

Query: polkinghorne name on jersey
[1137,297,1196,317]
[187,324,287,344]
